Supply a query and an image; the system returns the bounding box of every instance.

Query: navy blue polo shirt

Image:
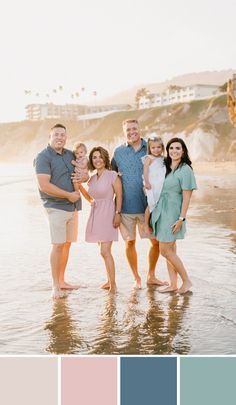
[34,144,81,212]
[111,139,147,214]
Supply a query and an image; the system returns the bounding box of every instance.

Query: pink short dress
[85,170,118,242]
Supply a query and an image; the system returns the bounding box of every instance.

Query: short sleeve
[111,170,118,184]
[34,153,51,175]
[179,164,197,190]
[111,156,118,172]
[141,155,153,165]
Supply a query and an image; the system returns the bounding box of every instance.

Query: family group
[34,119,197,299]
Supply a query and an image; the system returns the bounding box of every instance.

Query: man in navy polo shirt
[34,123,82,299]
[112,119,167,289]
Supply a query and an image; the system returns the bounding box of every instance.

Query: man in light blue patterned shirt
[112,119,167,289]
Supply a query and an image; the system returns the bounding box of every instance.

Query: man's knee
[64,241,71,249]
[52,243,66,253]
[150,238,159,248]
[126,240,136,249]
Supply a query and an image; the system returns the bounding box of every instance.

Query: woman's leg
[147,239,168,286]
[100,242,117,293]
[159,242,192,293]
[159,242,178,292]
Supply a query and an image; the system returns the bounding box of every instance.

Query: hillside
[0,94,236,162]
[101,69,235,105]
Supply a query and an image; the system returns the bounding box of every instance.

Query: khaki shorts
[45,208,78,244]
[120,213,154,241]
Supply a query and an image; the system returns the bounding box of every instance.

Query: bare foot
[60,282,80,290]
[158,285,177,293]
[177,279,192,294]
[101,281,110,290]
[109,285,117,294]
[147,277,169,286]
[134,276,142,289]
[51,287,65,299]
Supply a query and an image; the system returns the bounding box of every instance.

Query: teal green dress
[151,163,197,242]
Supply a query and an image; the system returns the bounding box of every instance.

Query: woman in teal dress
[151,138,197,294]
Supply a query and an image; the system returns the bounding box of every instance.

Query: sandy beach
[193,161,236,175]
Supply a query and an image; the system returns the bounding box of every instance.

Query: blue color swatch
[121,357,177,405]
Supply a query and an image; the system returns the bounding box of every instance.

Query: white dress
[142,155,166,212]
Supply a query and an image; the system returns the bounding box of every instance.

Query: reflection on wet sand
[165,293,191,354]
[44,287,191,355]
[90,295,118,355]
[44,300,85,355]
[120,288,191,355]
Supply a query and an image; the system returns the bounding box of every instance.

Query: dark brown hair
[165,137,192,175]
[50,123,66,131]
[88,146,111,171]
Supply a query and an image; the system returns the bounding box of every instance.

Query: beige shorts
[120,213,154,241]
[45,208,78,244]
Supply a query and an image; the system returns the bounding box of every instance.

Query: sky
[0,0,235,122]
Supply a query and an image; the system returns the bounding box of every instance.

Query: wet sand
[0,163,235,355]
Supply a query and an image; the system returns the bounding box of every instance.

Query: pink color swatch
[61,357,117,405]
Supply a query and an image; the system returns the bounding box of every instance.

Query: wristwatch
[179,216,186,221]
[115,210,121,214]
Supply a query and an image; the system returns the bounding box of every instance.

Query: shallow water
[0,164,236,355]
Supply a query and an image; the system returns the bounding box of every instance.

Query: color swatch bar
[2,356,236,404]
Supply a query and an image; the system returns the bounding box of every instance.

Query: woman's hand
[113,213,121,228]
[171,219,183,234]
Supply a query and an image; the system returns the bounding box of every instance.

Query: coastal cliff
[0,95,235,162]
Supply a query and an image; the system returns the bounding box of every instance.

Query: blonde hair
[122,118,139,127]
[147,135,164,155]
[73,142,87,154]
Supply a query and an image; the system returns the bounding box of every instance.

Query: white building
[25,103,130,121]
[139,84,220,109]
[25,103,85,120]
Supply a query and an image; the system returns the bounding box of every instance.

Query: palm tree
[135,88,149,108]
[227,78,236,127]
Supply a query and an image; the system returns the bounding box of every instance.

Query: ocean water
[0,163,236,355]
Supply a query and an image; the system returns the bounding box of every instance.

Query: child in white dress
[142,135,166,234]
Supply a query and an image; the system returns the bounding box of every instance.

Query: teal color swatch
[181,357,236,405]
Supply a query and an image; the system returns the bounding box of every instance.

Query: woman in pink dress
[81,146,122,294]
